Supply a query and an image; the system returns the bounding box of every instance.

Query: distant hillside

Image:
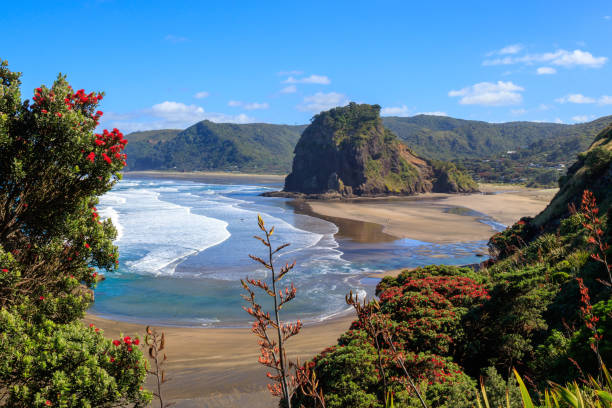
[533,123,612,229]
[122,113,612,183]
[282,103,477,196]
[382,115,612,161]
[124,121,306,173]
[123,129,181,170]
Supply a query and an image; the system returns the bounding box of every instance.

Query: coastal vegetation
[0,60,150,406]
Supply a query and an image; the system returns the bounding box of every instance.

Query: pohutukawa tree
[0,59,150,406]
[0,59,127,321]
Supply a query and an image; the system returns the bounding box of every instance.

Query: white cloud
[194,91,209,99]
[598,95,612,105]
[280,85,297,94]
[381,105,410,116]
[278,70,303,76]
[101,101,254,133]
[554,118,564,124]
[537,66,557,75]
[538,104,551,111]
[284,75,331,85]
[228,100,269,110]
[298,92,349,112]
[243,102,269,110]
[417,111,448,116]
[491,44,524,55]
[449,81,524,106]
[511,108,527,115]
[483,49,607,68]
[164,34,188,43]
[556,94,612,105]
[555,94,596,104]
[150,101,206,122]
[572,115,595,123]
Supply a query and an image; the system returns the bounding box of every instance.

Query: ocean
[91,176,497,327]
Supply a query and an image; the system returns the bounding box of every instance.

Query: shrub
[0,309,150,407]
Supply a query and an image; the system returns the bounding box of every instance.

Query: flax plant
[242,215,303,408]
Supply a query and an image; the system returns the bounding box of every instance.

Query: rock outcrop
[281,103,478,197]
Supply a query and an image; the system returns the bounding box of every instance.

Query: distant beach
[124,170,286,185]
[88,174,558,406]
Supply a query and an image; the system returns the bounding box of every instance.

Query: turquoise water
[90,177,497,327]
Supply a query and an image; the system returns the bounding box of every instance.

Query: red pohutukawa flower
[87,128,128,166]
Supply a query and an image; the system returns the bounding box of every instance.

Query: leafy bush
[0,309,150,407]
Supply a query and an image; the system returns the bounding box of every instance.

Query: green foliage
[0,309,151,407]
[511,363,612,408]
[0,59,148,406]
[569,299,612,373]
[0,59,124,322]
[480,366,522,408]
[429,160,479,192]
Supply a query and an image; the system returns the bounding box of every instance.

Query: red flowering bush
[297,314,476,408]
[0,59,126,322]
[295,266,484,407]
[0,59,149,406]
[377,274,490,356]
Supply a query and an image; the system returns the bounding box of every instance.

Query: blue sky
[2,0,611,132]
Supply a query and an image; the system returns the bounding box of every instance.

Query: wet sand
[305,184,557,244]
[84,314,354,408]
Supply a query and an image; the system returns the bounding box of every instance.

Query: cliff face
[283,103,477,196]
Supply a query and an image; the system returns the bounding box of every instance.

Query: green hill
[123,121,306,173]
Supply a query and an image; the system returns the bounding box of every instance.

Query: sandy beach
[87,179,558,406]
[84,314,354,408]
[305,184,558,244]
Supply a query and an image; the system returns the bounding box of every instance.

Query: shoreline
[84,313,355,408]
[123,170,286,185]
